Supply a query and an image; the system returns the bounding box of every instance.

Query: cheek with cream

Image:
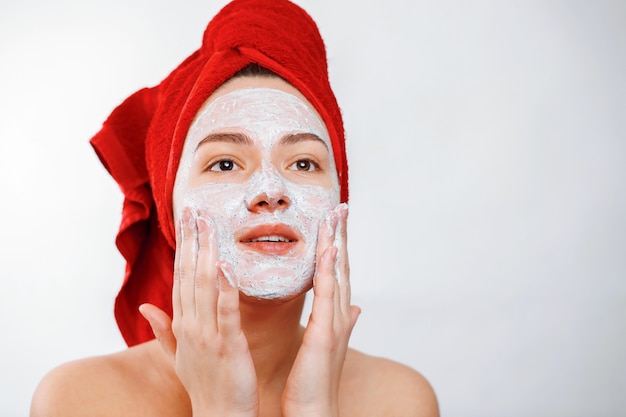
[173,88,340,299]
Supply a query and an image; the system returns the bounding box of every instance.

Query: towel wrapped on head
[90,0,348,346]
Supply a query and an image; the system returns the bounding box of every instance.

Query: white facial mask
[173,88,340,299]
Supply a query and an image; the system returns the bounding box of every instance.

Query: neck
[238,292,306,386]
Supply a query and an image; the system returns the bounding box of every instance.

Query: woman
[31,1,438,416]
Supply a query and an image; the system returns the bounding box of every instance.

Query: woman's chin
[237,273,314,303]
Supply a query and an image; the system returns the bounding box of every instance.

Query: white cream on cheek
[173,88,340,299]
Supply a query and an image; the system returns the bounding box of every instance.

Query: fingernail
[326,214,335,237]
[333,218,343,249]
[197,217,206,234]
[181,207,197,235]
[182,207,191,225]
[218,261,238,288]
[324,211,337,237]
[339,202,349,219]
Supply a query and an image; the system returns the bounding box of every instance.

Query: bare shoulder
[341,348,439,417]
[30,341,188,417]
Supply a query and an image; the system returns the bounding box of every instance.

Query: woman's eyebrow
[195,132,253,151]
[279,132,328,150]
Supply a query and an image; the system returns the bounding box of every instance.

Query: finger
[139,303,176,361]
[336,204,352,317]
[332,246,341,324]
[314,209,338,287]
[194,214,219,326]
[311,246,338,325]
[172,210,185,321]
[179,207,198,318]
[216,261,242,342]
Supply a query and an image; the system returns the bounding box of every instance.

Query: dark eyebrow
[195,132,253,151]
[279,133,329,150]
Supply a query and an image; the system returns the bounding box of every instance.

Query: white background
[1,1,625,416]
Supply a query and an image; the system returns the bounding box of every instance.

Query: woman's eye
[209,159,240,172]
[289,159,318,172]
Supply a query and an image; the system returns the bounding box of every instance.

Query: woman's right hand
[139,207,259,417]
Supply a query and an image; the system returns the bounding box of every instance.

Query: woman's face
[173,76,340,300]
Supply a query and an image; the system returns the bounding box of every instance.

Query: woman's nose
[245,167,291,213]
[247,192,291,213]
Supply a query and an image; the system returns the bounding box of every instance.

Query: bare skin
[31,77,439,417]
[31,339,438,417]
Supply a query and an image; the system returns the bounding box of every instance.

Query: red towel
[90,0,348,346]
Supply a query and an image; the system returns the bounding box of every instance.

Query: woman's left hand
[281,203,361,417]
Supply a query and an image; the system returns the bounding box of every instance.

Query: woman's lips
[236,223,302,256]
